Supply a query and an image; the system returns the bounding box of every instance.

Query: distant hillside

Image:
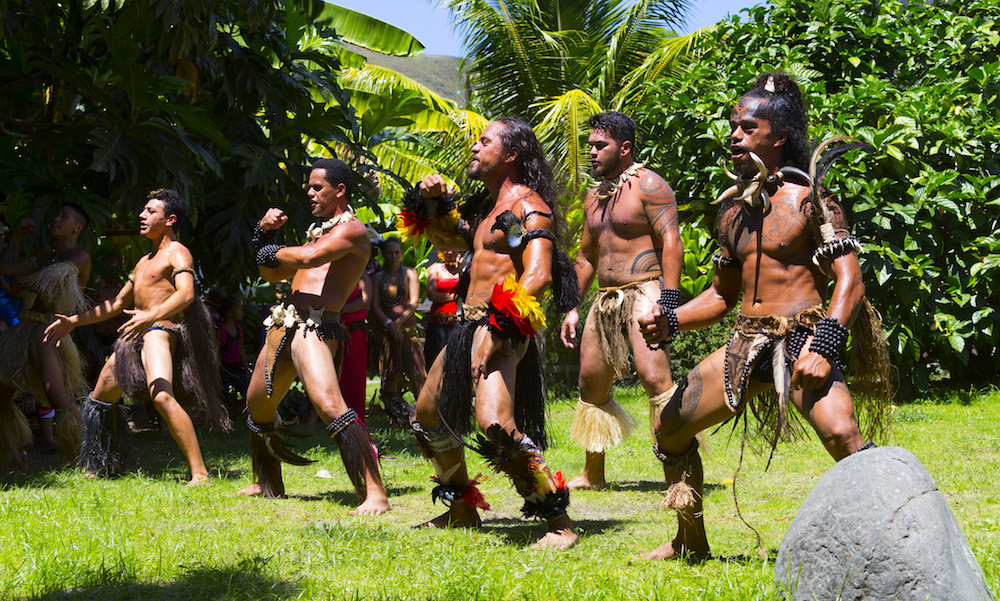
[346,44,467,104]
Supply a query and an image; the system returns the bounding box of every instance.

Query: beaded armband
[809,317,849,367]
[658,288,681,311]
[651,288,681,346]
[712,251,741,270]
[812,235,861,268]
[252,225,277,252]
[256,244,286,268]
[246,414,275,435]
[486,274,546,343]
[325,409,359,438]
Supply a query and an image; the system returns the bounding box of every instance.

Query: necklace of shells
[592,160,646,202]
[305,208,355,242]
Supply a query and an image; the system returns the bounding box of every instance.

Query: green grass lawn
[2,385,998,600]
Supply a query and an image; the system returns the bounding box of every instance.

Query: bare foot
[530,527,579,550]
[350,496,390,516]
[567,473,605,491]
[640,540,710,561]
[187,474,210,487]
[419,503,482,529]
[236,483,263,497]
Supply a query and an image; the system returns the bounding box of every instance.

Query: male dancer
[638,73,891,560]
[559,111,682,490]
[45,190,228,484]
[0,206,91,463]
[237,157,388,516]
[408,117,581,549]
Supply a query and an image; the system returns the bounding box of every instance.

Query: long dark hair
[739,72,809,171]
[462,117,562,235]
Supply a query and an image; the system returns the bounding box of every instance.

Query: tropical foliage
[635,0,1000,396]
[0,0,446,288]
[443,0,704,196]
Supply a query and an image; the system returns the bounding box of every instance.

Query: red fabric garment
[430,276,460,315]
[343,285,368,325]
[340,328,367,420]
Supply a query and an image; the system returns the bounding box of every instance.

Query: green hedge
[635,0,1000,398]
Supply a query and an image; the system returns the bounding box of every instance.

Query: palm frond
[534,89,603,193]
[314,2,425,57]
[613,27,708,111]
[342,64,455,114]
[445,0,558,116]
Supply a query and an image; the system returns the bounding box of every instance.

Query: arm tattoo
[641,176,680,237]
[631,249,661,275]
[825,198,851,231]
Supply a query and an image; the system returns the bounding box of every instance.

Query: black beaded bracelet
[662,307,679,344]
[658,288,681,311]
[809,317,849,365]
[256,243,286,268]
[326,409,359,438]
[251,225,277,253]
[246,414,276,435]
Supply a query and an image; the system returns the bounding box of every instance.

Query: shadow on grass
[291,485,422,507]
[0,465,76,491]
[476,516,626,545]
[19,556,298,601]
[713,548,778,564]
[611,480,726,495]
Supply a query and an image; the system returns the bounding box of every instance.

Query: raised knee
[820,419,861,456]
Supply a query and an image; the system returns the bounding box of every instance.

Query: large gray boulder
[775,446,993,601]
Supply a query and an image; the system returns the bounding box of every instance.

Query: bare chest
[133,255,176,288]
[474,208,519,258]
[587,192,650,243]
[725,197,814,261]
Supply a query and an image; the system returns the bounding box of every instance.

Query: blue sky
[332,0,762,57]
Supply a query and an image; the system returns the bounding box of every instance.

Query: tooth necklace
[306,207,355,241]
[592,161,646,202]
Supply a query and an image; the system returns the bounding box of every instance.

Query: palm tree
[443,0,707,193]
[304,3,486,207]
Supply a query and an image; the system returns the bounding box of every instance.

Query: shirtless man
[638,73,890,560]
[46,190,228,484]
[1,206,91,462]
[408,117,581,550]
[236,157,388,516]
[559,111,682,491]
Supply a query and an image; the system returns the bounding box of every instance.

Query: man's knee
[476,412,503,433]
[150,389,178,410]
[652,378,688,435]
[818,416,861,452]
[578,379,610,405]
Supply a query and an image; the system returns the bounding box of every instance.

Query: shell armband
[812,235,861,267]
